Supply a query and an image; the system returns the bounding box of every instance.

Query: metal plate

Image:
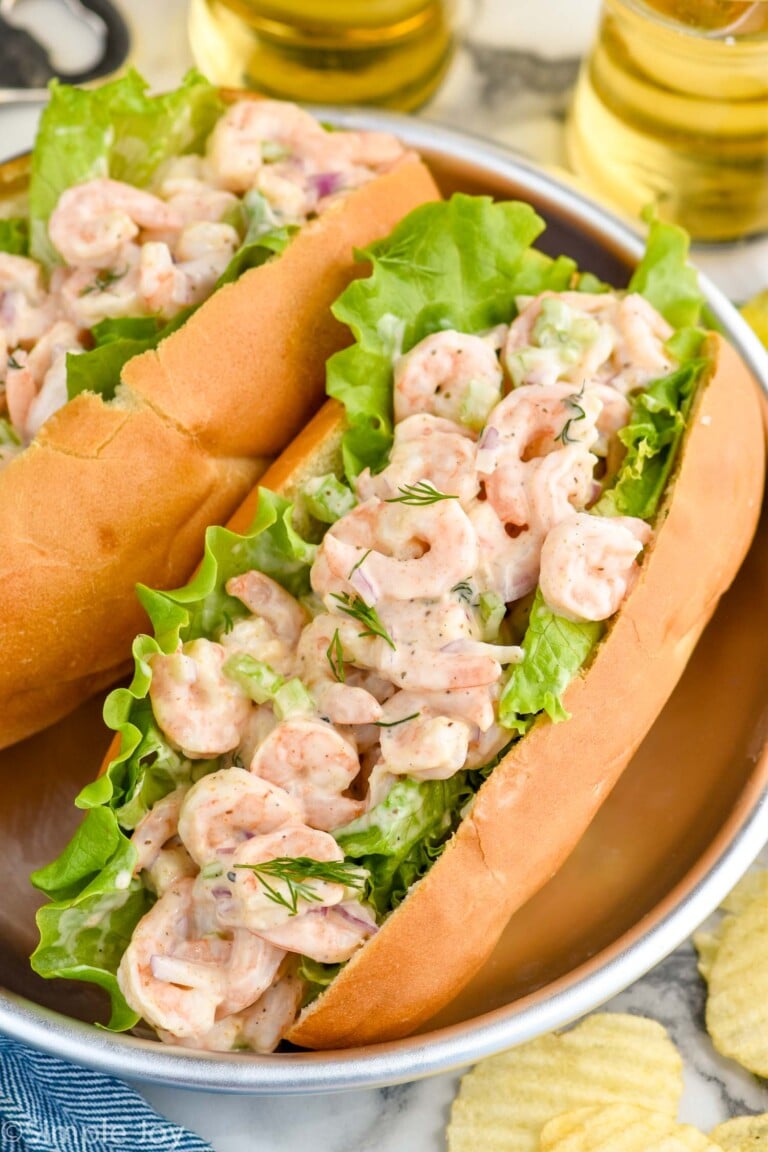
[2,113,768,1092]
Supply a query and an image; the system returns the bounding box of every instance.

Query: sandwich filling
[31,197,709,1053]
[0,71,408,461]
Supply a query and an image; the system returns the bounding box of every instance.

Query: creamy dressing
[121,289,670,1052]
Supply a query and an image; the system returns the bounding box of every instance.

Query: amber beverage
[188,0,454,110]
[566,0,768,241]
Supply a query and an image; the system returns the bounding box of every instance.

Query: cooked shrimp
[356,414,480,507]
[0,253,58,347]
[257,901,377,964]
[117,878,284,1039]
[163,186,239,229]
[206,100,327,193]
[145,846,198,898]
[48,178,182,268]
[591,382,632,458]
[465,720,510,770]
[138,223,238,316]
[374,638,502,694]
[382,685,497,732]
[476,384,600,528]
[296,614,383,725]
[377,693,473,780]
[157,965,303,1052]
[131,786,189,873]
[524,444,598,536]
[393,330,503,428]
[5,320,83,441]
[227,571,309,649]
[467,500,542,604]
[250,718,364,832]
[55,251,144,328]
[210,823,348,933]
[149,638,253,758]
[539,512,652,622]
[312,497,478,604]
[477,383,601,475]
[178,768,302,866]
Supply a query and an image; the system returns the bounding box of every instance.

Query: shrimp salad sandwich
[0,70,437,749]
[31,196,764,1053]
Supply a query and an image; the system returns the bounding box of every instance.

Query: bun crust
[0,157,440,749]
[285,333,764,1048]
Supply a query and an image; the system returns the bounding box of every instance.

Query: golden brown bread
[0,157,440,750]
[279,333,764,1048]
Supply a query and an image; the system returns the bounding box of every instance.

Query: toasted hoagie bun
[0,84,439,750]
[32,197,764,1054]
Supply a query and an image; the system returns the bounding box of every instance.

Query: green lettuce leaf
[595,356,707,520]
[29,70,223,266]
[30,809,150,1030]
[499,590,603,734]
[628,213,704,330]
[335,776,467,916]
[327,195,577,479]
[297,957,343,1006]
[0,217,29,255]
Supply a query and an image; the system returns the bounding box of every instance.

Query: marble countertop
[2,1,768,1148]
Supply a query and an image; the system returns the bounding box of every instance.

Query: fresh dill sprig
[326,627,346,683]
[347,548,372,580]
[556,384,587,445]
[331,592,395,650]
[385,481,459,506]
[451,579,475,604]
[374,712,420,728]
[80,267,127,296]
[235,857,367,916]
[7,354,21,371]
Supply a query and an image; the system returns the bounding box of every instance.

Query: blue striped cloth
[0,1036,212,1152]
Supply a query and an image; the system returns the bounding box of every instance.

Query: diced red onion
[350,566,377,604]
[334,904,378,935]
[478,426,500,451]
[309,171,344,198]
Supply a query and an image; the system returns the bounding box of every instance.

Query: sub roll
[0,71,439,748]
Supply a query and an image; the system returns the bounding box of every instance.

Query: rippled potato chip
[539,1104,721,1152]
[694,870,768,1076]
[742,290,768,348]
[446,1014,683,1152]
[710,1114,768,1150]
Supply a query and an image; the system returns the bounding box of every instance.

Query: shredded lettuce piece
[29,70,223,267]
[0,217,29,255]
[327,195,578,480]
[30,808,149,1030]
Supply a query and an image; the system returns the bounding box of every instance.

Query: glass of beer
[566,0,768,241]
[188,0,455,111]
